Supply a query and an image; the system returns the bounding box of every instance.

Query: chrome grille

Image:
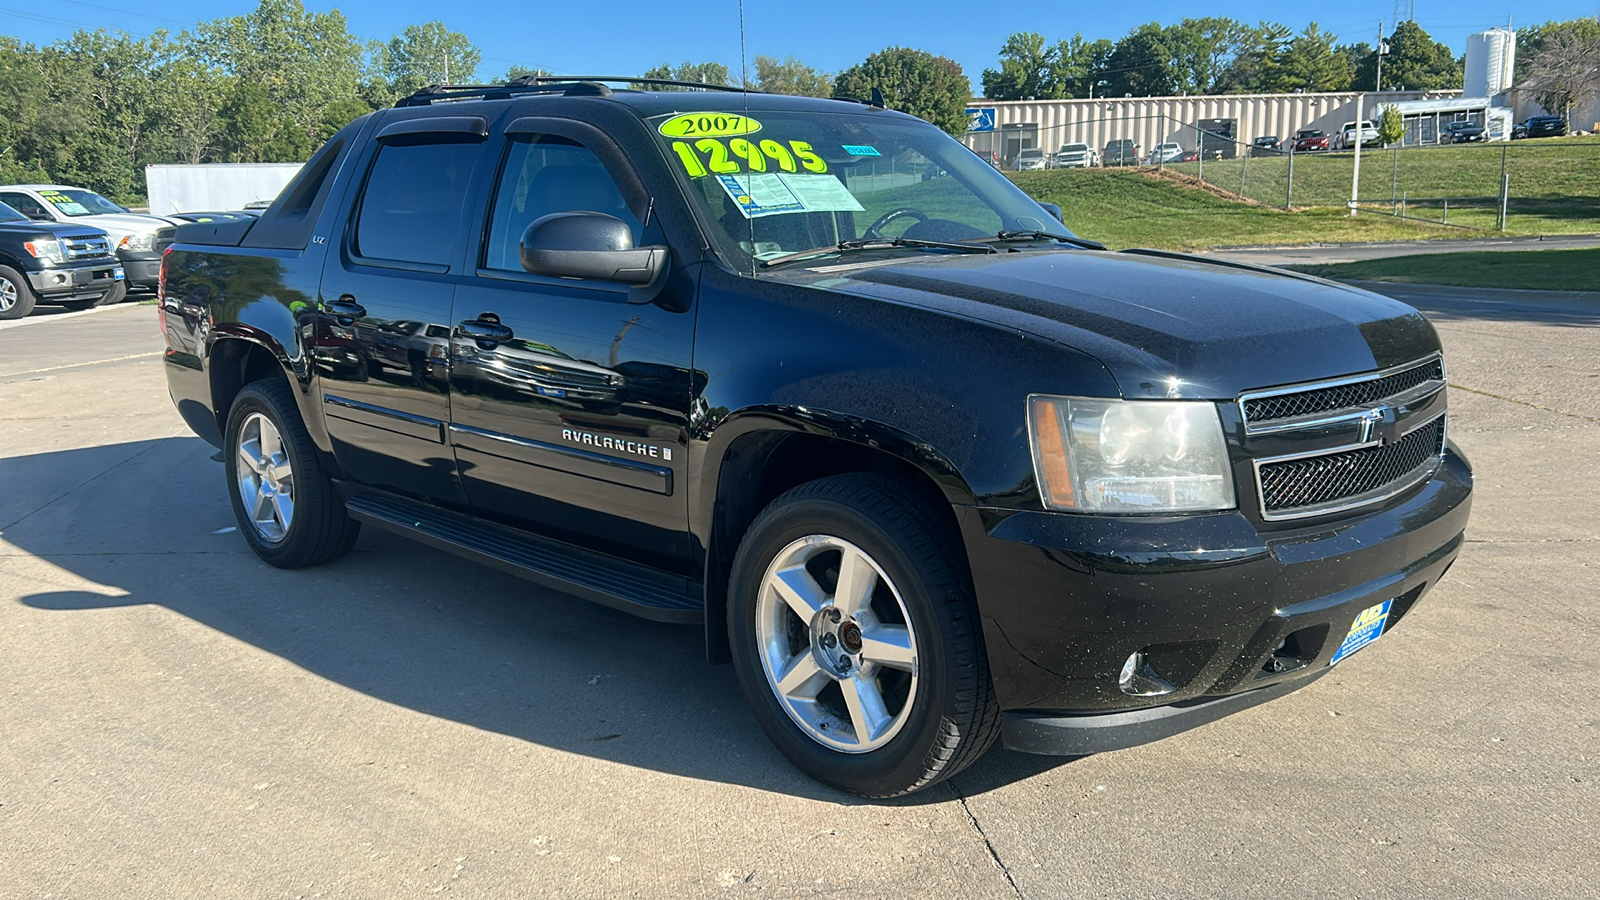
[1240,354,1448,521]
[1243,358,1443,423]
[62,235,111,259]
[1258,416,1445,515]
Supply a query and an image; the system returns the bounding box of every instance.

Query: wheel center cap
[839,620,863,654]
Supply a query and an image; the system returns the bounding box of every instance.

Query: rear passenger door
[315,116,491,506]
[448,118,698,572]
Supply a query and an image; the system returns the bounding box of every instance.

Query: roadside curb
[0,302,146,331]
[1339,280,1600,303]
[1205,233,1600,253]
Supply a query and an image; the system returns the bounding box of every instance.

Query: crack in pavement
[0,441,164,532]
[1447,383,1600,423]
[949,781,1024,898]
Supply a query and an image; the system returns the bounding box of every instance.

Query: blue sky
[8,0,1597,83]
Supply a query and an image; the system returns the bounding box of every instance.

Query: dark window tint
[0,192,49,218]
[354,141,481,266]
[483,136,641,272]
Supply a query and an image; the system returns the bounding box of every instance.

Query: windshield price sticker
[670,138,827,178]
[658,113,761,138]
[40,191,90,215]
[717,173,863,219]
[842,144,881,157]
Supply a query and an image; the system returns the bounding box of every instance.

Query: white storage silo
[1465,28,1516,99]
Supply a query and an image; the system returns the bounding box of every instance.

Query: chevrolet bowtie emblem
[1359,405,1401,445]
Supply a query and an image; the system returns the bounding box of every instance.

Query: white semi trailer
[144,163,305,215]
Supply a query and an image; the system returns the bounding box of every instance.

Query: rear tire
[728,474,1001,798]
[0,265,38,320]
[224,376,360,568]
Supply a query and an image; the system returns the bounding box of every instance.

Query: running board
[342,491,702,624]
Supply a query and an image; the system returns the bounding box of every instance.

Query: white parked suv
[1147,142,1186,165]
[1014,148,1049,171]
[1052,143,1102,168]
[1337,121,1380,150]
[0,185,180,291]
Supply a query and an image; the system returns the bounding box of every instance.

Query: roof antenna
[870,87,886,109]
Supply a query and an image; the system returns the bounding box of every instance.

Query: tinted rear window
[354,141,481,266]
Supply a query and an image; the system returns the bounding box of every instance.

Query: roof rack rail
[395,75,754,107]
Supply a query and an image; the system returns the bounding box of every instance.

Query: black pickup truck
[0,200,124,318]
[161,78,1472,798]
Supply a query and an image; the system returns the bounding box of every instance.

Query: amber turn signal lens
[1028,396,1076,509]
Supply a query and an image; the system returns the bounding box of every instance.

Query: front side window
[646,110,1060,268]
[0,192,50,219]
[482,135,642,273]
[0,201,27,223]
[354,141,482,266]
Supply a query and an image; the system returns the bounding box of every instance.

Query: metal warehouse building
[963,89,1461,167]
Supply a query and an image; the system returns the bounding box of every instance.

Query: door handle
[459,319,514,342]
[324,295,366,323]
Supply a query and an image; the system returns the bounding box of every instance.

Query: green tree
[982,32,1060,100]
[1216,22,1293,93]
[1337,41,1376,90]
[1378,21,1461,91]
[374,21,481,96]
[1516,18,1600,124]
[1057,35,1116,98]
[753,55,830,97]
[642,61,733,88]
[191,0,364,158]
[1277,24,1353,93]
[833,47,970,135]
[1376,104,1405,144]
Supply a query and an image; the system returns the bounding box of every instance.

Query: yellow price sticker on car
[669,138,827,178]
[658,113,761,138]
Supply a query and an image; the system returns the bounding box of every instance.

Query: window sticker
[671,138,827,177]
[41,192,90,216]
[716,174,805,218]
[777,174,863,212]
[716,173,864,218]
[658,113,761,138]
[841,145,881,157]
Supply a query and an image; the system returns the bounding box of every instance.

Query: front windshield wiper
[986,230,1106,251]
[759,237,997,269]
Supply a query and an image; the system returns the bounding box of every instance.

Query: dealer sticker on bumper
[113,267,125,280]
[1330,599,1394,665]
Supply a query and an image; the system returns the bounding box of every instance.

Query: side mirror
[1039,202,1064,223]
[519,212,667,286]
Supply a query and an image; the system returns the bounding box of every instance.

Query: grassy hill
[1009,168,1463,250]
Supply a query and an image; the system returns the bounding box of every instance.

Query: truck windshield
[0,201,27,223]
[39,189,126,217]
[645,109,1066,269]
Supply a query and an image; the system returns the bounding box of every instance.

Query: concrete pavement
[1,299,1596,897]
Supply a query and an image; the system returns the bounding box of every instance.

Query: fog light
[54,274,67,285]
[1118,650,1178,697]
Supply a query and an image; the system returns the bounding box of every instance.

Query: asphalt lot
[1,290,1595,898]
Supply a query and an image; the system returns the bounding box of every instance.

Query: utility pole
[1375,22,1385,93]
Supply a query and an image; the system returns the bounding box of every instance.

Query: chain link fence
[1006,114,1600,235]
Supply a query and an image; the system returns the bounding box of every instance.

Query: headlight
[1027,395,1235,513]
[22,237,66,265]
[118,232,154,252]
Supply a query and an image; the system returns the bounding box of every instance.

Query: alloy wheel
[755,535,919,753]
[235,411,295,543]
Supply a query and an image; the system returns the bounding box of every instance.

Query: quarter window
[354,141,482,266]
[483,135,641,273]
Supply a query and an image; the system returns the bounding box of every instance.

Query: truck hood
[69,212,180,239]
[791,249,1439,400]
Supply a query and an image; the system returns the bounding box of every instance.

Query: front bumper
[26,262,124,301]
[960,442,1472,754]
[118,251,161,288]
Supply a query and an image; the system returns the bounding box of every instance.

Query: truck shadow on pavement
[8,437,1066,802]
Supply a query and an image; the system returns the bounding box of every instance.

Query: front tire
[224,377,360,568]
[728,474,1000,798]
[0,265,38,320]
